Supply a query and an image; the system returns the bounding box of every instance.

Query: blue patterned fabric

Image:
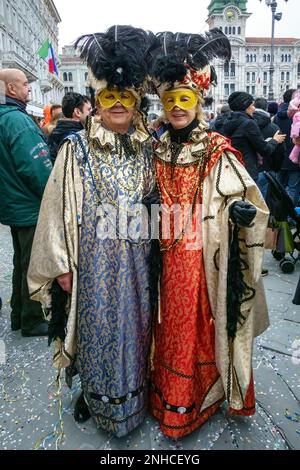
[73,130,155,436]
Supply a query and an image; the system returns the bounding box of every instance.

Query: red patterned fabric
[150,139,254,438]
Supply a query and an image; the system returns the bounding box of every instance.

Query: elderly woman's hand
[56,272,73,294]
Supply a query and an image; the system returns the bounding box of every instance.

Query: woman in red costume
[149,30,270,438]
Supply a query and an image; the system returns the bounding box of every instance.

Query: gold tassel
[158,275,161,324]
[150,334,155,372]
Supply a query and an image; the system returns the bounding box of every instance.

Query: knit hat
[267,101,278,116]
[228,92,254,111]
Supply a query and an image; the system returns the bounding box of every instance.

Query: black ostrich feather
[152,56,187,85]
[187,28,231,69]
[75,25,153,90]
[148,32,190,87]
[149,29,231,87]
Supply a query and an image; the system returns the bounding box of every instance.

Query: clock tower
[208,1,248,16]
[206,1,251,106]
[207,1,251,40]
[205,1,300,108]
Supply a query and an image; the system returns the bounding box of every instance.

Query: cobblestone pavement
[0,223,299,450]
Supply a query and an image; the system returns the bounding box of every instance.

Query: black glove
[229,201,257,227]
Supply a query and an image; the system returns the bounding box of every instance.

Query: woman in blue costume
[28,26,157,437]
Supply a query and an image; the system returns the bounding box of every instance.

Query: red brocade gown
[150,141,255,439]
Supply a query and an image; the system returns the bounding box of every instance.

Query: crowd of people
[0,24,299,440]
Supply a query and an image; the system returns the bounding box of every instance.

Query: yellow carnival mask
[98,88,136,108]
[161,89,198,111]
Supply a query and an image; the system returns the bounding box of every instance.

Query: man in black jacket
[274,89,300,205]
[48,92,92,163]
[223,92,285,184]
[253,97,285,198]
[212,104,231,135]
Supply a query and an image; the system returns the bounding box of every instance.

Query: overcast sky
[54,0,299,51]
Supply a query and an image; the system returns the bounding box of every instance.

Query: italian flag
[38,40,58,75]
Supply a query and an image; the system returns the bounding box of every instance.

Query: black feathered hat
[75,25,153,99]
[148,28,231,97]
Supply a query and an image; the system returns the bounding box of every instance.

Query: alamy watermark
[95,200,203,251]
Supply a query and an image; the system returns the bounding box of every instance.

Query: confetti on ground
[0,224,300,450]
[284,410,300,423]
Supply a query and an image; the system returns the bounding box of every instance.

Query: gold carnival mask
[98,88,136,109]
[161,88,198,111]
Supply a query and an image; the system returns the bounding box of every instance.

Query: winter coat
[0,98,52,227]
[253,109,285,172]
[211,111,231,135]
[289,111,300,164]
[48,119,84,163]
[222,111,278,181]
[274,103,299,171]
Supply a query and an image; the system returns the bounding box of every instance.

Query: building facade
[59,1,300,115]
[207,0,300,108]
[0,0,64,116]
[59,45,90,97]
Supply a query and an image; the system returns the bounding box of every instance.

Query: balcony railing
[50,73,64,90]
[1,51,38,82]
[40,78,53,93]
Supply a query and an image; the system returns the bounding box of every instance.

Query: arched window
[286,71,290,81]
[285,54,288,62]
[281,71,285,81]
[252,72,255,82]
[84,72,88,81]
[246,72,250,82]
[254,54,256,62]
[288,54,291,62]
[250,54,253,62]
[225,26,228,34]
[68,72,73,81]
[232,27,236,35]
[246,54,249,63]
[281,54,284,62]
[263,71,268,82]
[229,27,232,35]
[230,62,235,77]
[63,72,68,81]
[238,26,241,35]
[298,61,300,76]
[263,54,266,62]
[267,54,270,62]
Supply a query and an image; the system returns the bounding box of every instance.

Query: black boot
[74,392,91,423]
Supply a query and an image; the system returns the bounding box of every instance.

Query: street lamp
[259,0,289,101]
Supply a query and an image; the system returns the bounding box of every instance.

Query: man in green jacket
[0,68,52,336]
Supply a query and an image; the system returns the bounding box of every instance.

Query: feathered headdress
[75,25,153,99]
[148,28,231,96]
